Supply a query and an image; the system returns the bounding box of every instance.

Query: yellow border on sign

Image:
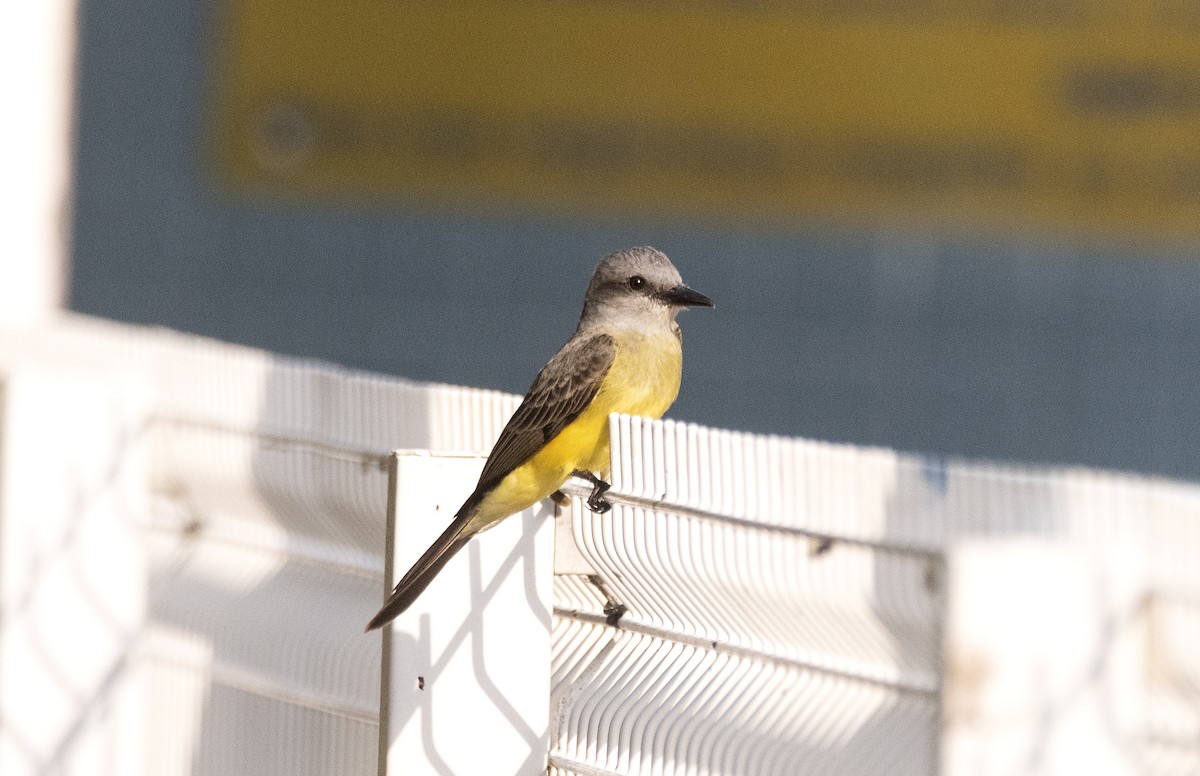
[212,1,1200,237]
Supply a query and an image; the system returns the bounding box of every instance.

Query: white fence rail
[2,319,1199,775]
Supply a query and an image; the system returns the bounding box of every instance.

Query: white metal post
[380,451,554,776]
[0,0,74,324]
[0,369,149,775]
[942,539,1146,776]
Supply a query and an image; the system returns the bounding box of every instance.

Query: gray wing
[474,331,617,495]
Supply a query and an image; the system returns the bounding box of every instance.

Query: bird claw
[603,601,627,626]
[587,493,612,514]
[573,469,613,514]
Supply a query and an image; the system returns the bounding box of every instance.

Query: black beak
[659,284,715,308]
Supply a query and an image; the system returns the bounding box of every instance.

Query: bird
[366,246,713,631]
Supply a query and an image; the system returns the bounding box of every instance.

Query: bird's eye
[628,275,646,291]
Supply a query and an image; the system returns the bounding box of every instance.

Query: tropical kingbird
[366,246,713,631]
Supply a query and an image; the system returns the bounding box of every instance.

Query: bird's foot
[588,574,628,627]
[550,490,570,507]
[587,490,612,514]
[603,601,628,627]
[572,469,612,513]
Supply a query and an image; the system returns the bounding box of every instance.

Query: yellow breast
[555,328,682,475]
[591,329,683,421]
[472,329,683,526]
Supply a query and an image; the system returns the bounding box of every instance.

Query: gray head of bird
[578,246,714,328]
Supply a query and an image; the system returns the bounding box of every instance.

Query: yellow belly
[472,330,682,527]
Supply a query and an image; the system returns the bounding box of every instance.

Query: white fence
[2,318,1199,775]
[546,416,1200,776]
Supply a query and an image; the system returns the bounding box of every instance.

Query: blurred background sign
[214,0,1200,236]
[65,0,1200,482]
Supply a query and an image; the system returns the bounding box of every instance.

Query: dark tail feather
[365,509,476,631]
